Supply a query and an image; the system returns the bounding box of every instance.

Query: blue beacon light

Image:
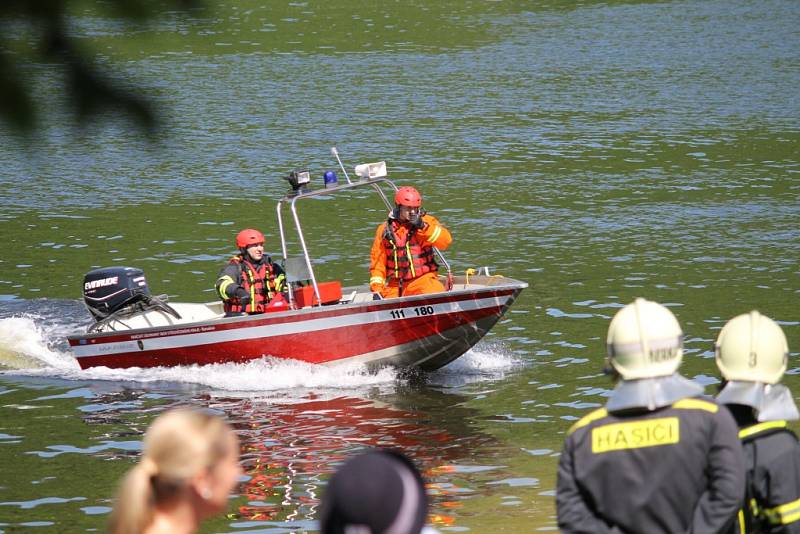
[323,170,338,188]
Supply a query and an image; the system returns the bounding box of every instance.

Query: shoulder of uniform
[567,408,609,435]
[739,420,792,440]
[229,255,242,263]
[672,397,719,413]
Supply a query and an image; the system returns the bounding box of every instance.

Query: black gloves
[233,286,250,306]
[409,209,428,230]
[409,213,425,230]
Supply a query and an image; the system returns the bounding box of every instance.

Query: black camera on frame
[284,170,311,197]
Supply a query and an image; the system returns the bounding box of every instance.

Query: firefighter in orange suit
[215,229,286,315]
[369,186,452,299]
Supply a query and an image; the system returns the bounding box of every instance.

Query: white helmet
[607,298,684,380]
[715,311,788,384]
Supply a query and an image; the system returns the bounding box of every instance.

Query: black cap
[320,449,428,534]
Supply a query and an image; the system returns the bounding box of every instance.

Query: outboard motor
[83,267,151,321]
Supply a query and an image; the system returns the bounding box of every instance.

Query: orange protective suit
[369,213,452,298]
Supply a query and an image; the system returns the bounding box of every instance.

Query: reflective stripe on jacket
[725,418,800,534]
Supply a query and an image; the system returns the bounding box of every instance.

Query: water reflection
[206,386,498,529]
[9,377,504,530]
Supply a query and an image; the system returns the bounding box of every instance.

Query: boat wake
[0,308,524,391]
[0,315,79,371]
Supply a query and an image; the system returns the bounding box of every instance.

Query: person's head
[320,449,429,534]
[715,311,797,420]
[606,297,684,381]
[715,310,788,385]
[107,408,242,534]
[394,186,422,224]
[236,228,265,262]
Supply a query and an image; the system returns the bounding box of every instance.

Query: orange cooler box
[293,281,342,308]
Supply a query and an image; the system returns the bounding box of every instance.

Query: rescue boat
[67,151,527,371]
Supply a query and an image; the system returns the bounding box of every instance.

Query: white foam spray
[0,316,79,370]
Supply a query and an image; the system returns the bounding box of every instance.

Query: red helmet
[394,186,422,208]
[236,229,265,248]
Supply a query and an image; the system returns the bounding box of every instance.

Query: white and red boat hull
[68,280,526,370]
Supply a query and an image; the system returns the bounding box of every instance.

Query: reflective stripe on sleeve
[763,496,800,525]
[370,276,385,285]
[274,273,286,292]
[427,225,442,243]
[218,276,235,299]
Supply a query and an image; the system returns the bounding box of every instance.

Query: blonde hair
[107,408,233,534]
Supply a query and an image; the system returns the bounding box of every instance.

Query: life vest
[225,256,281,314]
[382,219,438,283]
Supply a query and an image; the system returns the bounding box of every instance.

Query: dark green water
[1,0,798,531]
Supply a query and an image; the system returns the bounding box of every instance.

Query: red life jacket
[382,220,438,282]
[225,256,280,314]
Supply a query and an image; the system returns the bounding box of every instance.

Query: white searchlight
[354,161,387,180]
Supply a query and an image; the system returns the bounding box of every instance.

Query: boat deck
[88,275,518,333]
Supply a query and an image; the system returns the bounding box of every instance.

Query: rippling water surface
[1,0,798,531]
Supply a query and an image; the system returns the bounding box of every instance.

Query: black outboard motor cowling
[83,267,151,321]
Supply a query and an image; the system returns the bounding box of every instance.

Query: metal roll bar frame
[275,176,452,308]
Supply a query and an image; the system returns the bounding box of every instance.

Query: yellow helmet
[607,298,684,380]
[715,311,788,384]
